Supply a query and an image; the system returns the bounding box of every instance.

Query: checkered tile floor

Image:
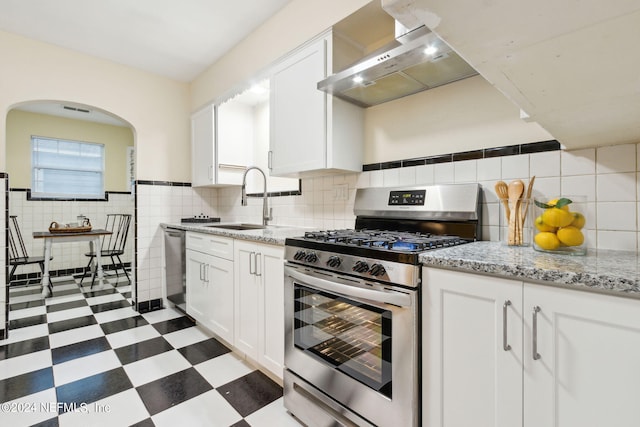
[0,275,302,427]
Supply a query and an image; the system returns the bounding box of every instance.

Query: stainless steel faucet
[241,166,272,226]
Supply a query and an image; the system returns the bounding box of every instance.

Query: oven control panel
[388,189,426,206]
[285,247,420,288]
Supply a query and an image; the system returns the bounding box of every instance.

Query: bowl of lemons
[533,196,587,255]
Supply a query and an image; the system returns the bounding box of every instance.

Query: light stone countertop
[419,241,640,298]
[161,222,310,246]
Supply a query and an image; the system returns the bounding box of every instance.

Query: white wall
[364,76,553,163]
[0,30,191,183]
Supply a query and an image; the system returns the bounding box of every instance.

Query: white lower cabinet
[423,267,640,427]
[185,233,234,344]
[234,240,284,379]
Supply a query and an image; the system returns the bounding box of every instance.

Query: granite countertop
[161,222,309,246]
[420,241,640,298]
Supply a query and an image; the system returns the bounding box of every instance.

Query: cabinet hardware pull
[218,163,247,171]
[268,151,273,169]
[208,165,213,181]
[199,263,204,281]
[255,253,262,277]
[532,306,541,360]
[249,252,256,275]
[204,264,209,283]
[503,300,511,351]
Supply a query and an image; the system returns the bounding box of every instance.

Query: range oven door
[284,264,418,427]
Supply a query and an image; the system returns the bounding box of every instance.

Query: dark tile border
[10,263,132,283]
[135,179,302,199]
[10,188,133,202]
[362,140,560,171]
[136,298,164,314]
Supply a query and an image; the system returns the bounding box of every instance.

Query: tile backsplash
[21,140,640,314]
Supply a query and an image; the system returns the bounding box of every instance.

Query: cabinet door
[524,283,640,427]
[234,242,260,359]
[270,36,327,176]
[217,99,252,186]
[257,244,284,378]
[423,268,523,427]
[206,256,234,344]
[185,249,209,324]
[191,105,215,187]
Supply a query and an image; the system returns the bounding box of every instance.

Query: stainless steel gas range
[283,183,481,427]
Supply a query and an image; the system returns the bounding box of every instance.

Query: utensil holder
[532,195,587,255]
[503,198,531,246]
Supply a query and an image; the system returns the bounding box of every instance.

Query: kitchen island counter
[161,222,309,246]
[420,241,640,298]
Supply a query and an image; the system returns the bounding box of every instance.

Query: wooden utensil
[521,176,536,224]
[494,181,510,222]
[507,180,525,245]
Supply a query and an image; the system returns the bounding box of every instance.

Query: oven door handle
[285,266,412,307]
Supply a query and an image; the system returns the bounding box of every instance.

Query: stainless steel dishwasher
[164,227,186,313]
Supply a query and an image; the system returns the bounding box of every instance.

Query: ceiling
[0,0,293,82]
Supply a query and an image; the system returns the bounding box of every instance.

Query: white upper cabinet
[191,102,252,188]
[191,105,215,187]
[269,30,364,177]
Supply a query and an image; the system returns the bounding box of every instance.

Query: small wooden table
[33,229,113,297]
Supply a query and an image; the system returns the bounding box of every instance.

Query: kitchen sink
[205,223,289,231]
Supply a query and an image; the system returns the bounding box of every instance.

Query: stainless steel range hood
[318,12,478,107]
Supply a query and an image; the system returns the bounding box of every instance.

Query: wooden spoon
[507,180,525,245]
[521,176,536,224]
[494,181,510,222]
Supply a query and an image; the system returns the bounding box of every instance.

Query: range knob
[293,250,307,261]
[352,260,369,273]
[305,252,318,263]
[369,263,387,277]
[326,256,342,268]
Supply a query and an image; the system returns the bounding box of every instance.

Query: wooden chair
[9,215,53,293]
[80,213,132,287]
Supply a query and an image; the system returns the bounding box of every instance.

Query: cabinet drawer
[186,232,234,260]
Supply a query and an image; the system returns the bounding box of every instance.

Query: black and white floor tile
[0,275,302,427]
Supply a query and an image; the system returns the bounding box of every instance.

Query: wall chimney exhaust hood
[318,6,478,108]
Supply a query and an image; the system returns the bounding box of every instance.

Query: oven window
[293,284,392,398]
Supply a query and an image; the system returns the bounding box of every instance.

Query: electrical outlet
[333,183,348,201]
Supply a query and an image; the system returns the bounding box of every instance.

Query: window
[31,136,105,199]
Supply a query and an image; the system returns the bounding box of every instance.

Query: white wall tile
[398,167,417,186]
[434,163,454,183]
[369,170,383,187]
[383,168,400,187]
[597,172,637,202]
[415,164,434,185]
[477,157,501,181]
[561,148,596,176]
[597,231,637,251]
[597,202,637,231]
[561,175,596,202]
[501,154,529,180]
[454,160,477,183]
[530,151,560,177]
[597,144,636,174]
[529,177,561,201]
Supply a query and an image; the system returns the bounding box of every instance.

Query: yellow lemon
[534,232,561,250]
[541,207,574,228]
[570,212,586,229]
[547,198,570,211]
[557,226,584,246]
[534,215,557,232]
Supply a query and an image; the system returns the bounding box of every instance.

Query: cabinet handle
[255,253,262,277]
[503,300,511,351]
[204,264,209,283]
[249,252,256,275]
[199,263,204,281]
[218,163,247,171]
[532,306,541,360]
[268,151,273,170]
[208,165,213,181]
